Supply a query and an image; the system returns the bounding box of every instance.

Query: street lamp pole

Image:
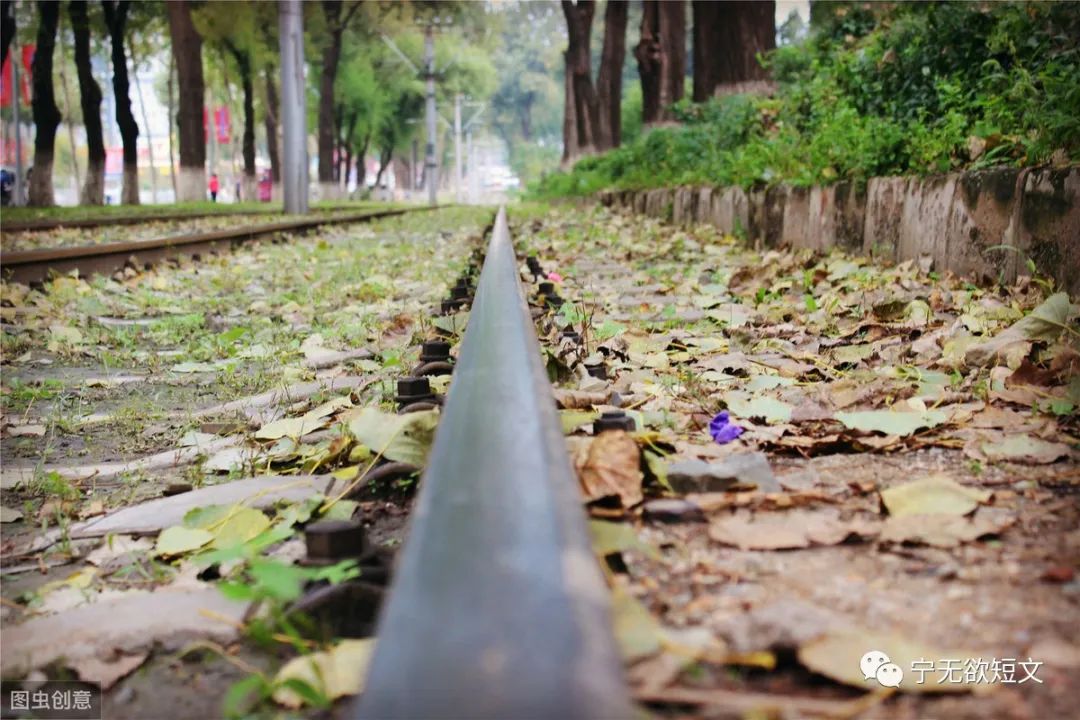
[423,25,437,207]
[278,0,308,214]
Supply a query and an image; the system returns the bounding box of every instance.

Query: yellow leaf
[155,526,214,557]
[272,639,376,708]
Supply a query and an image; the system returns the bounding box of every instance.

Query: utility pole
[465,128,474,205]
[423,25,437,207]
[278,0,308,213]
[454,93,462,203]
[463,103,484,205]
[12,34,24,206]
[411,138,418,195]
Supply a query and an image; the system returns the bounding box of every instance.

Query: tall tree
[2,0,16,74]
[561,0,598,162]
[102,0,139,204]
[490,2,563,183]
[635,0,686,124]
[70,0,105,204]
[595,0,627,150]
[264,68,280,184]
[194,0,261,201]
[692,0,775,102]
[167,0,206,202]
[317,0,361,199]
[226,40,256,200]
[28,1,62,206]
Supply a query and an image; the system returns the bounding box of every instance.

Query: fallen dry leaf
[575,430,644,507]
[880,475,990,517]
[709,509,879,550]
[878,508,1015,548]
[799,628,988,693]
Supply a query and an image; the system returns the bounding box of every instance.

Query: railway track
[0,206,433,285]
[0,202,378,234]
[0,204,630,718]
[3,202,1071,718]
[356,207,630,718]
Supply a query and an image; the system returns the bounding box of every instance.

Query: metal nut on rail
[585,362,608,380]
[395,376,437,410]
[526,255,544,279]
[593,409,636,434]
[305,519,367,564]
[559,329,582,344]
[450,285,472,304]
[419,340,451,363]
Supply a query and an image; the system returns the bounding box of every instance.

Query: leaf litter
[0,208,490,713]
[516,205,1079,718]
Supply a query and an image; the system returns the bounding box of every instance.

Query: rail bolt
[538,281,555,296]
[594,409,636,434]
[305,519,367,564]
[396,376,436,409]
[419,340,451,363]
[586,363,608,380]
[559,329,582,344]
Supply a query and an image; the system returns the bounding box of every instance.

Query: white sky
[776,0,811,25]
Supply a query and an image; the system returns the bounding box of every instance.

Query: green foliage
[533,1,1080,199]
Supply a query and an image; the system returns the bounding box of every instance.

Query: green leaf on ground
[155,526,214,557]
[835,408,948,436]
[347,407,438,465]
[724,391,793,424]
[612,584,662,663]
[589,520,659,559]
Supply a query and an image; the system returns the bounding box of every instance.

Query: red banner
[202,106,232,143]
[0,46,34,108]
[215,106,231,143]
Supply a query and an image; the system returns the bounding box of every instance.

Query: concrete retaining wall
[598,166,1080,295]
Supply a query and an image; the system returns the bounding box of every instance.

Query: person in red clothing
[209,173,220,202]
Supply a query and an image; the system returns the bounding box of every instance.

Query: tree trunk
[355,130,370,189]
[317,0,358,199]
[595,0,627,150]
[339,108,356,193]
[102,1,139,205]
[71,0,105,204]
[56,10,81,193]
[1,0,15,68]
[561,48,578,164]
[333,101,343,183]
[166,50,177,197]
[226,41,256,202]
[28,0,61,207]
[264,68,280,184]
[167,0,206,202]
[635,0,686,125]
[130,37,157,203]
[692,0,775,102]
[561,0,599,162]
[373,144,392,189]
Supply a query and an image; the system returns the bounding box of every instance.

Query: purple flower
[709,411,744,444]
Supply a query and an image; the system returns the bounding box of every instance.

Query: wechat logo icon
[861,650,903,688]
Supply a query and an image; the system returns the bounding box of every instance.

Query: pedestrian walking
[209,173,220,202]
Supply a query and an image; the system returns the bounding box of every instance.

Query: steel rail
[355,207,631,719]
[0,202,377,234]
[0,207,433,285]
